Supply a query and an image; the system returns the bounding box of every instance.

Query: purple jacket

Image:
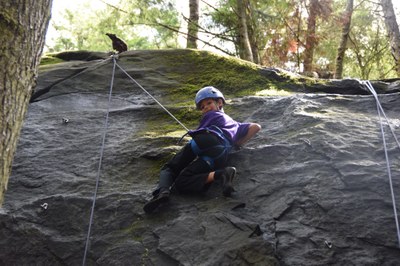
[189,111,250,145]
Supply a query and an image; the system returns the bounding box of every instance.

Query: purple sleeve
[233,122,251,144]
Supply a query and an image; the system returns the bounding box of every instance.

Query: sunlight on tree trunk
[247,2,260,64]
[303,0,318,73]
[0,0,52,206]
[237,0,253,62]
[187,0,199,49]
[381,0,400,76]
[335,0,353,79]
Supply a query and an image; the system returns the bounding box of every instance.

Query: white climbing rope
[114,61,189,132]
[82,55,117,265]
[82,55,190,264]
[363,80,400,248]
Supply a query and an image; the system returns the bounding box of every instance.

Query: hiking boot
[143,189,170,213]
[221,167,236,197]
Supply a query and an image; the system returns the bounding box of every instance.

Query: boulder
[1,49,400,265]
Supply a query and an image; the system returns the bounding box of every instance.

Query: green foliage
[203,0,399,79]
[46,0,400,79]
[47,0,180,53]
[342,1,396,79]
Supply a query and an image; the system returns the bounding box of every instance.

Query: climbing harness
[189,125,232,169]
[363,80,400,248]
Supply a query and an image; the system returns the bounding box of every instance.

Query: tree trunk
[381,0,400,76]
[237,0,253,62]
[335,0,353,79]
[0,0,52,206]
[247,1,260,64]
[303,0,318,73]
[187,0,199,49]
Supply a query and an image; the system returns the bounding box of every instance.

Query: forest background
[46,0,400,80]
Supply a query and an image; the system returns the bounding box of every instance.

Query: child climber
[143,86,261,213]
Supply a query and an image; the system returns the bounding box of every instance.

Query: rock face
[1,50,400,265]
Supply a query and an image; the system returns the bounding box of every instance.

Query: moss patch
[158,49,281,102]
[138,106,200,137]
[256,88,293,96]
[39,55,64,66]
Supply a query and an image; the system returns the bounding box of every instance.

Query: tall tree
[335,0,353,79]
[237,0,253,62]
[246,0,260,63]
[303,0,319,73]
[303,0,333,73]
[0,0,52,205]
[381,0,400,76]
[187,0,199,48]
[345,1,392,79]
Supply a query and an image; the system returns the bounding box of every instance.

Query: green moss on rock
[39,55,64,66]
[160,49,276,100]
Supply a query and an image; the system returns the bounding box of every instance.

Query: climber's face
[199,98,223,114]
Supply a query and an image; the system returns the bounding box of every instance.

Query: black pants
[154,132,228,195]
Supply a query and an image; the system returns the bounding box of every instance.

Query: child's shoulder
[205,110,229,117]
[206,111,236,124]
[203,110,230,120]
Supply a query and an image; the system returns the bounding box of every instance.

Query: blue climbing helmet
[195,86,225,109]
